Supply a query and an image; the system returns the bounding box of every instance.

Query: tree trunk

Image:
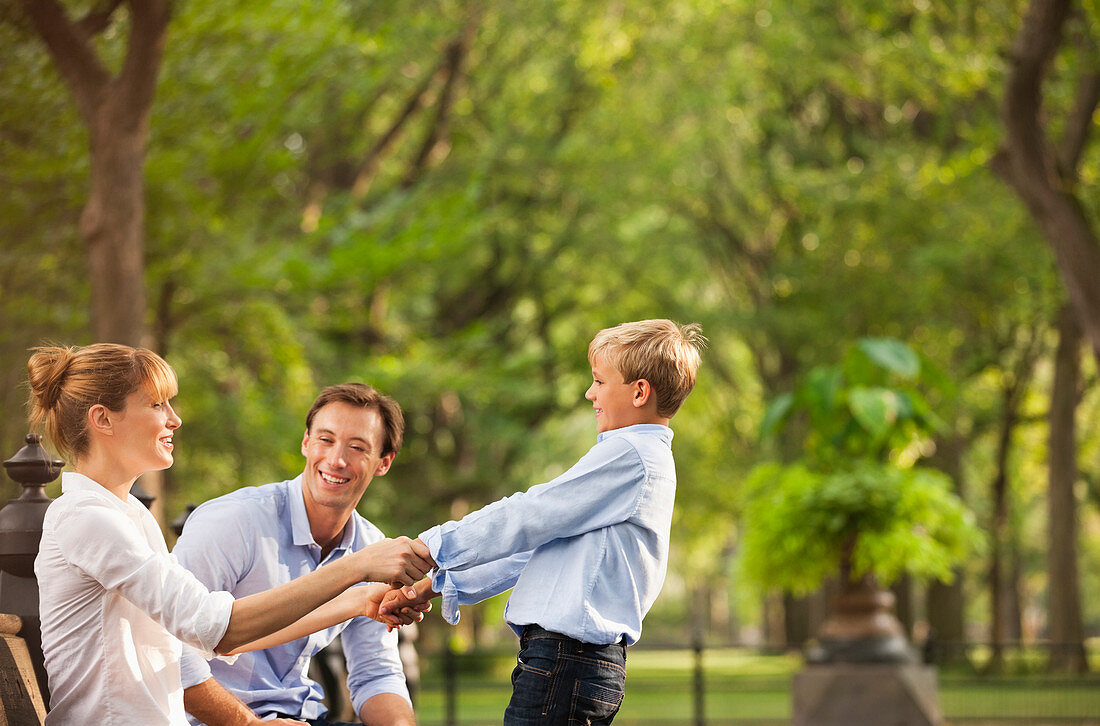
[994,0,1100,364]
[784,588,830,649]
[926,434,967,663]
[22,0,172,522]
[988,384,1019,672]
[1007,542,1024,642]
[926,578,965,663]
[1047,305,1089,672]
[891,575,914,639]
[85,108,147,345]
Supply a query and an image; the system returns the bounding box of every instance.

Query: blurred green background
[4,0,1100,664]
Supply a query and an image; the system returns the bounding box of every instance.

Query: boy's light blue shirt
[419,423,676,646]
[174,476,409,722]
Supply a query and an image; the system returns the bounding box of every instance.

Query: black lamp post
[0,433,62,702]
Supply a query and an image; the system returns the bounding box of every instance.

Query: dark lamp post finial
[0,434,63,578]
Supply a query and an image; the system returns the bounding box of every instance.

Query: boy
[382,319,704,725]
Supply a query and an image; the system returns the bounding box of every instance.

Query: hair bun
[27,346,75,412]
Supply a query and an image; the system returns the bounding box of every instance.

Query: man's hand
[357,536,435,587]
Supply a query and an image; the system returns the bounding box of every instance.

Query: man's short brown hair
[305,383,405,456]
[588,319,705,418]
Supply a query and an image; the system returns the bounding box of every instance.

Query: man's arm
[360,692,417,726]
[184,677,307,726]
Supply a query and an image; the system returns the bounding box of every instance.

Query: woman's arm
[215,536,432,654]
[223,583,428,655]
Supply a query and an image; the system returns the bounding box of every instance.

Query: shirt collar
[287,475,356,552]
[596,423,674,445]
[61,471,142,511]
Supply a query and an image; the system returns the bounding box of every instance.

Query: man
[175,383,420,726]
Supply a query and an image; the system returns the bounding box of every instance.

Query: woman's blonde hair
[588,319,706,418]
[27,343,178,461]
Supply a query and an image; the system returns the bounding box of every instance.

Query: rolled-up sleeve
[53,502,233,656]
[180,646,213,689]
[420,550,532,624]
[342,616,410,715]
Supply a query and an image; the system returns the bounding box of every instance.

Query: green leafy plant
[740,338,982,596]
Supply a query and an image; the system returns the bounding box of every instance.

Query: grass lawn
[413,648,1100,725]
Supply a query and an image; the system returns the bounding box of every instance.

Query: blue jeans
[504,625,627,726]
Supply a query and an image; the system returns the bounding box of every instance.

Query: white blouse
[35,472,234,725]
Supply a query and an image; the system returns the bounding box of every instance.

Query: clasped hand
[361,535,435,588]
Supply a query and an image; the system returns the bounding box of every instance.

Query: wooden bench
[0,614,45,725]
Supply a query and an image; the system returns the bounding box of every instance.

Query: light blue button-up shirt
[419,424,677,646]
[174,476,408,722]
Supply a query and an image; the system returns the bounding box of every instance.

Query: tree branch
[1058,71,1100,176]
[75,0,125,36]
[115,0,171,129]
[402,12,479,189]
[20,0,111,122]
[350,61,446,198]
[1000,0,1071,190]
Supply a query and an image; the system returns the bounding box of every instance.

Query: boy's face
[585,355,640,433]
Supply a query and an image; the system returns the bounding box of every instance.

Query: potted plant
[740,338,982,663]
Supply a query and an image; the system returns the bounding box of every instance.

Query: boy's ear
[632,379,654,409]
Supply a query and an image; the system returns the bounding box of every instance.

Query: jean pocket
[516,655,553,679]
[507,653,557,721]
[569,679,625,725]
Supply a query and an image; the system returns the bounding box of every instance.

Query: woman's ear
[632,379,654,409]
[87,404,114,436]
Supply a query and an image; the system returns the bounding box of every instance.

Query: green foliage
[4,0,1097,642]
[763,337,947,467]
[741,339,983,594]
[740,462,980,595]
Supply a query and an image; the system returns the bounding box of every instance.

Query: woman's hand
[346,583,431,629]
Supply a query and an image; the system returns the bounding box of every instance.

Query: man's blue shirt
[419,424,677,646]
[174,476,408,721]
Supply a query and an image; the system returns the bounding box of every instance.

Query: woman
[28,343,431,725]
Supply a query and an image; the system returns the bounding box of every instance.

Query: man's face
[300,401,394,518]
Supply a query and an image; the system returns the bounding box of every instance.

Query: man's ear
[301,429,311,457]
[87,404,114,436]
[375,451,397,476]
[632,379,654,409]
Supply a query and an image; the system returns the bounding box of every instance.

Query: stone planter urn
[792,554,941,726]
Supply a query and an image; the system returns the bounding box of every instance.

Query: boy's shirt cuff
[419,527,461,624]
[431,568,462,625]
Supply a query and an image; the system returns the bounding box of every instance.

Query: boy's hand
[379,578,438,630]
[358,583,431,629]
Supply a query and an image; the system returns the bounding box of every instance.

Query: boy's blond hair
[588,319,705,418]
